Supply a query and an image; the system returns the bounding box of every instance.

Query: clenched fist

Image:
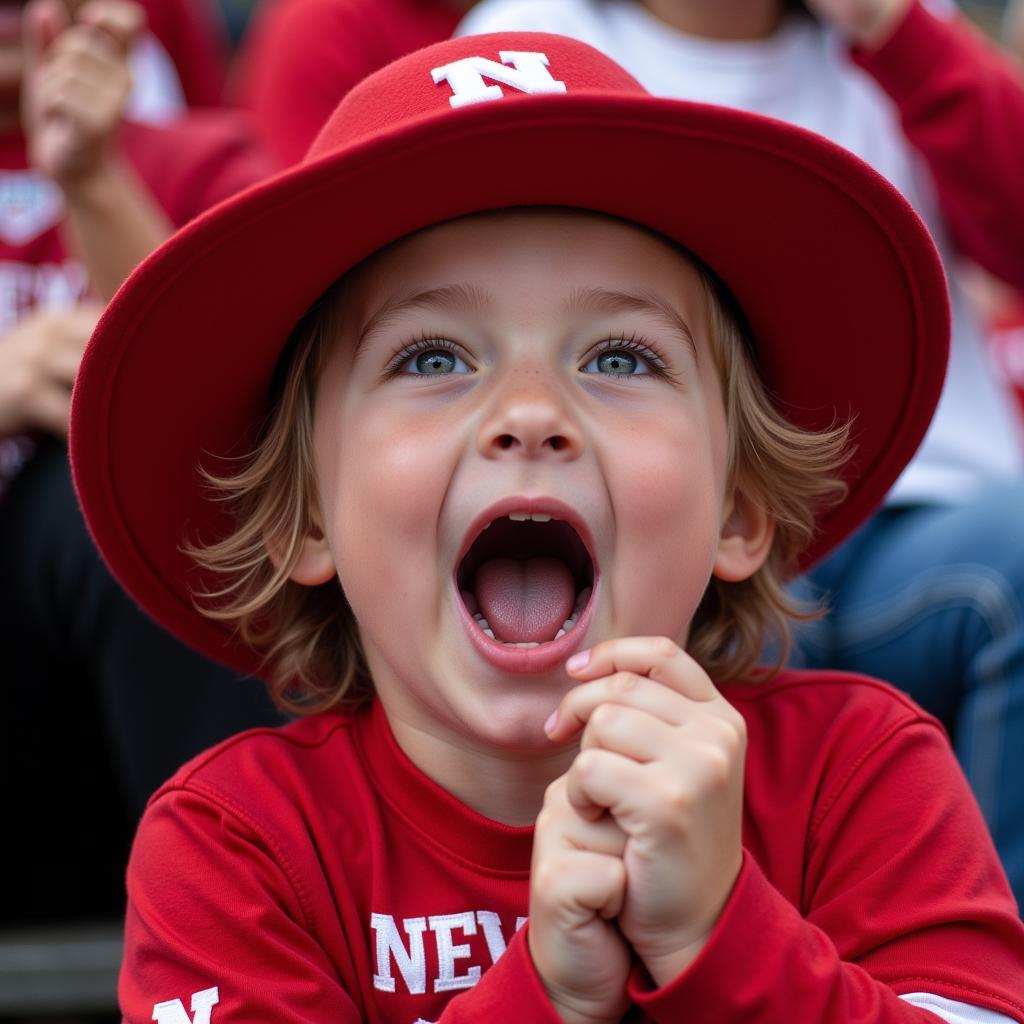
[21,0,144,187]
[544,636,747,990]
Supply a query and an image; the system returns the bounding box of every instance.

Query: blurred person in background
[136,0,230,106]
[0,0,283,925]
[459,0,1024,908]
[234,0,479,165]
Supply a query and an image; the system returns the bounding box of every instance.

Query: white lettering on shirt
[0,172,63,245]
[429,912,479,993]
[151,985,219,1024]
[372,913,428,994]
[372,910,526,996]
[431,51,567,109]
[0,259,88,332]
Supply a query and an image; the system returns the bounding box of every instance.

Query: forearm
[853,1,1024,288]
[60,154,172,302]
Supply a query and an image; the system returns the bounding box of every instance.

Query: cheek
[607,411,726,633]
[314,397,458,615]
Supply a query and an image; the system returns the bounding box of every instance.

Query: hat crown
[305,32,645,162]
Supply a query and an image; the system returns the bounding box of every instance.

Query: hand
[0,303,102,437]
[21,0,144,187]
[546,636,747,988]
[803,0,912,46]
[529,772,631,1024]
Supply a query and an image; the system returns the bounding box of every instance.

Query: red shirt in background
[0,113,274,486]
[138,0,230,107]
[235,0,466,164]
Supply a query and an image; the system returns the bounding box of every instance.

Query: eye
[581,337,665,378]
[388,337,473,377]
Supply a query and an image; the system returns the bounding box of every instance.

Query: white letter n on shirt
[372,913,428,994]
[152,986,219,1024]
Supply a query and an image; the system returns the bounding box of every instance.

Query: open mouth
[457,513,595,648]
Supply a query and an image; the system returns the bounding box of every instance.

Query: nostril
[549,435,568,451]
[498,434,516,450]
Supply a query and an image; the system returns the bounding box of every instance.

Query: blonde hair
[190,235,850,715]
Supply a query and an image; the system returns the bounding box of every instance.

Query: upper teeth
[506,512,553,522]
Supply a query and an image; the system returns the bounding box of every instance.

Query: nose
[477,372,584,461]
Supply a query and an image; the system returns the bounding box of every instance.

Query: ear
[712,481,775,583]
[265,517,336,587]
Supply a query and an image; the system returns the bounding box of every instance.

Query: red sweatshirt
[235,0,465,165]
[852,1,1024,291]
[120,670,1024,1023]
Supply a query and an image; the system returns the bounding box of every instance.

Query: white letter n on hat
[431,51,567,109]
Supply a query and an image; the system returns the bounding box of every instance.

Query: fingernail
[566,649,591,672]
[543,710,558,735]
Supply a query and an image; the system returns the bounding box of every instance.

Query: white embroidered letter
[151,986,219,1024]
[429,912,480,992]
[475,911,511,964]
[431,51,567,109]
[371,913,427,994]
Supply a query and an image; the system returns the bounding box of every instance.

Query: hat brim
[71,93,949,677]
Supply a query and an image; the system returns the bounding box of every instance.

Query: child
[457,0,1024,911]
[70,32,1024,1024]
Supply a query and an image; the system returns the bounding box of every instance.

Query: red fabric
[989,301,1024,423]
[137,0,230,107]
[853,1,1024,291]
[118,112,277,224]
[0,114,272,331]
[0,115,271,489]
[235,0,464,164]
[119,671,1024,1022]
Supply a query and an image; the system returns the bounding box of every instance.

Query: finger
[565,747,645,822]
[535,775,627,860]
[28,381,71,436]
[22,0,68,76]
[581,702,679,763]
[37,77,121,126]
[547,672,689,741]
[533,848,626,921]
[43,343,84,389]
[77,0,144,53]
[47,25,123,63]
[567,636,720,703]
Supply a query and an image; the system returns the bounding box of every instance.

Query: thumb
[22,0,69,76]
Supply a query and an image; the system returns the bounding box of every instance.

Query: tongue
[474,557,575,642]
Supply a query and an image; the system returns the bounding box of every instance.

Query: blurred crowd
[2,0,1023,1008]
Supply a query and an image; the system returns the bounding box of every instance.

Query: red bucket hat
[70,32,949,677]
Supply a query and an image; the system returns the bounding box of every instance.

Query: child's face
[293,210,766,751]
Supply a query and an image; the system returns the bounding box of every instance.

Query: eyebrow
[353,283,492,361]
[566,287,698,357]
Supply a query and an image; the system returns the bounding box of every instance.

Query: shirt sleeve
[626,720,1024,1022]
[235,0,383,166]
[437,925,562,1023]
[120,788,366,1022]
[120,112,277,227]
[852,0,1024,289]
[123,787,563,1024]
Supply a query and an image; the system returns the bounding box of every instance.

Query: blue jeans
[792,481,1024,910]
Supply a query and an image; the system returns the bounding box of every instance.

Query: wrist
[54,150,123,202]
[640,934,708,989]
